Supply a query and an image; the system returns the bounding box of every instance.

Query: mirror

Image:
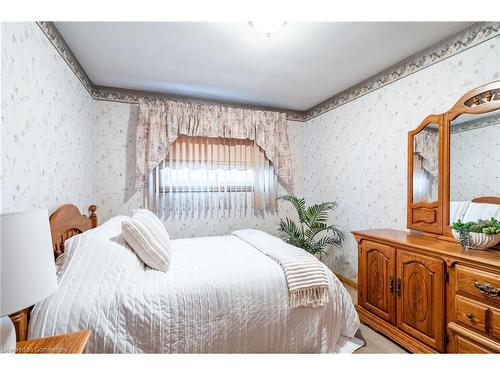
[408,81,500,236]
[412,123,439,203]
[449,111,500,223]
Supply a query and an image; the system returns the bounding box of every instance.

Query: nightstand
[16,330,91,354]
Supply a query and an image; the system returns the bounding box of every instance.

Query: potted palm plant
[277,195,344,257]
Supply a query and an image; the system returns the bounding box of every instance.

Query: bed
[20,204,361,353]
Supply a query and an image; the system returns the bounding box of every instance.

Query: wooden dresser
[352,81,500,353]
[353,229,500,353]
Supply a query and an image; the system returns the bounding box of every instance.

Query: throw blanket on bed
[232,229,329,308]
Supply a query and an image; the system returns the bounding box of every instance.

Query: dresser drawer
[491,307,500,340]
[456,335,495,353]
[455,295,489,334]
[455,265,500,304]
[448,322,500,353]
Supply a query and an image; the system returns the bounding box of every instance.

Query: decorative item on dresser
[451,216,500,250]
[7,205,98,344]
[354,80,500,354]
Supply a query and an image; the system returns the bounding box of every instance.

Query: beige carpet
[342,283,408,354]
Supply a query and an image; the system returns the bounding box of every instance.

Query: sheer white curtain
[413,155,436,202]
[146,135,277,219]
[413,128,439,202]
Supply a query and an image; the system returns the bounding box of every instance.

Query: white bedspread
[28,216,361,353]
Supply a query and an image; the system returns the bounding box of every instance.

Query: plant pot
[452,230,500,250]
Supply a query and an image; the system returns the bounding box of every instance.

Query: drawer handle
[389,275,395,294]
[473,281,500,297]
[466,313,473,320]
[396,278,401,297]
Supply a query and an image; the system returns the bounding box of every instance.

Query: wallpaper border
[92,85,308,121]
[306,22,500,120]
[36,21,500,122]
[452,113,500,133]
[36,21,94,96]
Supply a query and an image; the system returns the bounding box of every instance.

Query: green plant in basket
[451,217,500,248]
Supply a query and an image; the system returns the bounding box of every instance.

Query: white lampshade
[1,209,57,316]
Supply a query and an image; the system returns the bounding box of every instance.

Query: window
[158,167,254,193]
[148,135,278,216]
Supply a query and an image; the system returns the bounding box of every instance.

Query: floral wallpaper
[1,23,94,214]
[2,21,500,284]
[305,36,500,280]
[94,99,307,238]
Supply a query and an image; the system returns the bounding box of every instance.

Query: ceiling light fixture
[249,21,286,38]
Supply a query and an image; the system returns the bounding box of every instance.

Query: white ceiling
[55,22,471,111]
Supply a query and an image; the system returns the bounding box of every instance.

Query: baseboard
[334,273,358,289]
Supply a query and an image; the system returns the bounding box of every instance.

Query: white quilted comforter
[28,216,361,353]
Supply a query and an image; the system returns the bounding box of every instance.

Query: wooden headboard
[472,196,500,205]
[9,204,98,342]
[50,204,98,259]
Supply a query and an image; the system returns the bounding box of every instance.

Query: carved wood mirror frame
[407,114,445,234]
[408,80,500,238]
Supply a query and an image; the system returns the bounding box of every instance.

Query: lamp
[1,209,57,353]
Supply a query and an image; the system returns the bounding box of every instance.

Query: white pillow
[122,219,170,272]
[132,209,171,249]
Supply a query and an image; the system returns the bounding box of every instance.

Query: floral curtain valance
[135,98,294,191]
